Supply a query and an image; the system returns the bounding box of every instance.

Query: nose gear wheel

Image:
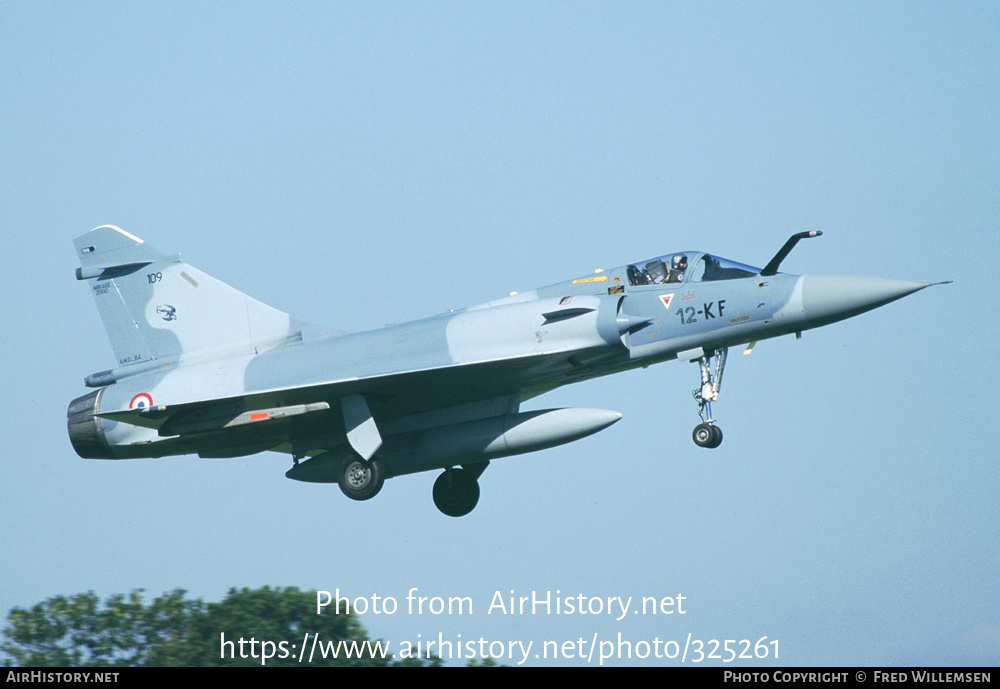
[693,423,723,448]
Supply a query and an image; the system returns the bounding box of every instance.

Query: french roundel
[129,393,154,410]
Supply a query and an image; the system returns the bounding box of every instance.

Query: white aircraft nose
[800,275,929,327]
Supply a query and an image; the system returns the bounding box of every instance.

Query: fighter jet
[68,226,944,516]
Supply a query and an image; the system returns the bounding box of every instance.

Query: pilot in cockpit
[666,254,687,283]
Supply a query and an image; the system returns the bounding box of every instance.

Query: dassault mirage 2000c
[68,226,944,516]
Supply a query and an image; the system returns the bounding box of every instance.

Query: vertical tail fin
[74,225,305,371]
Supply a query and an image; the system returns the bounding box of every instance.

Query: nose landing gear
[691,348,727,448]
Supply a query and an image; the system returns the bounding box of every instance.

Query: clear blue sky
[1,1,997,666]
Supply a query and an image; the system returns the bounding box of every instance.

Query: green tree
[2,587,438,667]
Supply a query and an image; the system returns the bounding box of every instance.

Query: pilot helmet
[671,254,688,270]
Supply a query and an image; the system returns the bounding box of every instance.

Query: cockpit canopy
[627,252,760,286]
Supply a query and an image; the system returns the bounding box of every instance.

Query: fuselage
[66,226,941,516]
[69,246,928,464]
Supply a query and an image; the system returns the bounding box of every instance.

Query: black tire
[432,468,480,517]
[693,423,714,447]
[693,423,723,448]
[709,424,723,448]
[338,456,385,501]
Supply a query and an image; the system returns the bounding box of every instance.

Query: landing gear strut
[692,348,727,448]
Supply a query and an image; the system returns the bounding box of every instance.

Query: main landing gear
[335,454,488,517]
[432,462,488,517]
[691,347,727,449]
[337,455,385,501]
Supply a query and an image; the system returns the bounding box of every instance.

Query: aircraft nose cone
[801,275,929,327]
